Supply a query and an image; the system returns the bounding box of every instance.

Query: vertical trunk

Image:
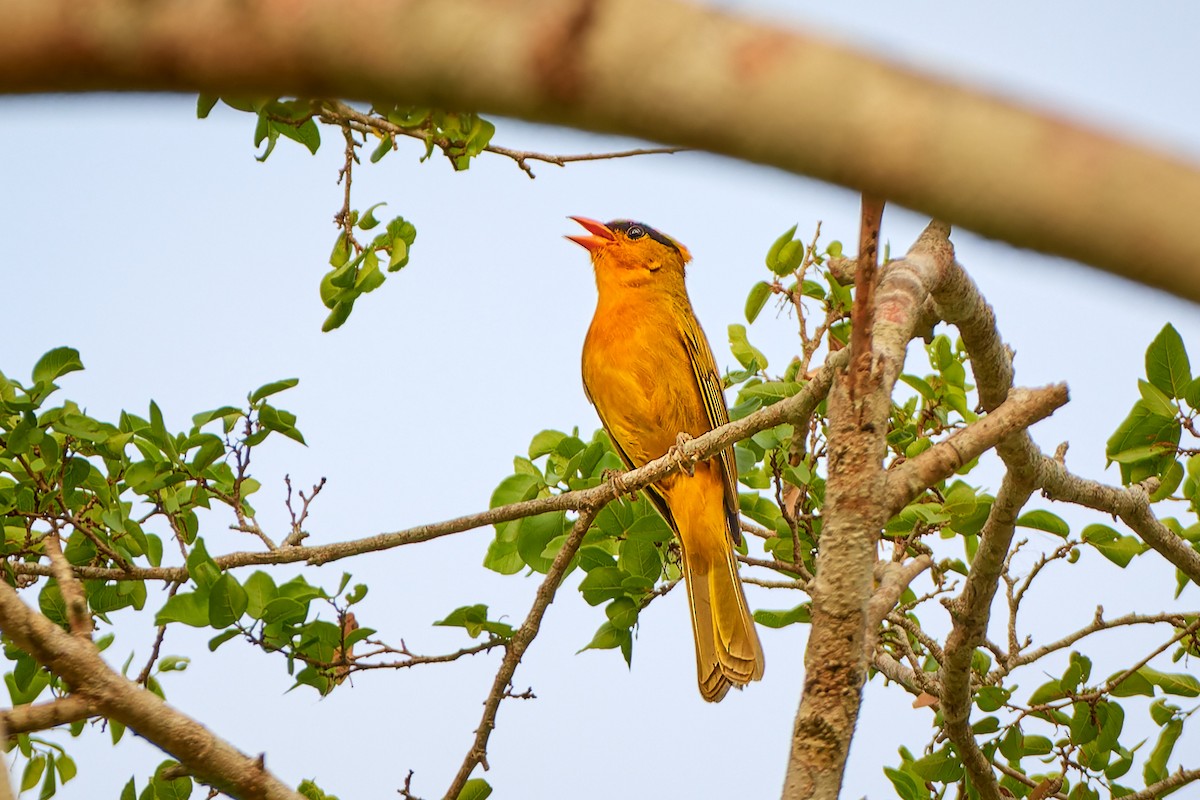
[781,369,890,800]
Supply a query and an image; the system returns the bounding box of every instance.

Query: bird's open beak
[565,216,615,253]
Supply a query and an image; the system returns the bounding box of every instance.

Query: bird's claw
[668,432,697,477]
[603,469,637,501]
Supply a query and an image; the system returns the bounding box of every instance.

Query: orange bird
[568,217,764,701]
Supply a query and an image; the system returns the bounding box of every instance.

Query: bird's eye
[626,225,645,240]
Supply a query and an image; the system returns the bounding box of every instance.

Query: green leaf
[1138,379,1178,419]
[579,621,632,655]
[899,374,936,400]
[578,567,627,606]
[208,573,248,628]
[490,473,541,508]
[151,765,192,800]
[208,629,239,651]
[528,429,567,459]
[482,537,524,575]
[321,300,355,332]
[388,238,409,271]
[911,745,963,782]
[1140,666,1200,697]
[369,136,393,163]
[1143,718,1183,786]
[1149,698,1178,726]
[250,378,299,403]
[744,281,772,323]
[1151,459,1184,501]
[605,597,639,629]
[1022,735,1053,756]
[433,604,512,639]
[728,324,768,371]
[975,686,1010,712]
[754,603,811,628]
[618,537,661,582]
[456,779,492,800]
[1082,524,1146,567]
[1106,401,1181,479]
[738,381,802,405]
[32,347,84,385]
[22,756,46,793]
[1146,323,1192,399]
[883,767,925,800]
[196,94,219,118]
[1109,668,1155,697]
[54,754,76,785]
[274,117,321,154]
[1027,678,1065,705]
[765,224,798,273]
[186,539,220,588]
[155,592,210,627]
[516,511,566,574]
[1015,509,1069,537]
[243,571,278,619]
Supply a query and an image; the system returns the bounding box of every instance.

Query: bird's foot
[668,432,697,477]
[602,469,637,501]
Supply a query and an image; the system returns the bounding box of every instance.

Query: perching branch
[9,337,842,586]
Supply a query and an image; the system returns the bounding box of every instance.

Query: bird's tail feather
[682,540,765,702]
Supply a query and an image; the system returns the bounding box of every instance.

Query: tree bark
[2,0,1200,301]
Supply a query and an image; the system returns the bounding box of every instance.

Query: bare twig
[319,100,684,178]
[283,476,325,547]
[441,506,599,800]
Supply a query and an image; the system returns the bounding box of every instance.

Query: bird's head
[566,217,691,285]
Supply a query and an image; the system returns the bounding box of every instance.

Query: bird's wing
[678,312,741,542]
[582,374,680,535]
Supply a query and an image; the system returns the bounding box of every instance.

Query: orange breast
[582,295,711,468]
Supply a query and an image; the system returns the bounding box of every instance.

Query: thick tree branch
[0,713,11,800]
[783,222,951,800]
[0,581,304,800]
[0,695,96,736]
[883,384,1069,515]
[940,472,1035,800]
[866,556,933,635]
[898,225,1043,800]
[1040,460,1200,585]
[4,1,1200,300]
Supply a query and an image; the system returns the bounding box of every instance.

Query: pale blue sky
[3,2,1200,798]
